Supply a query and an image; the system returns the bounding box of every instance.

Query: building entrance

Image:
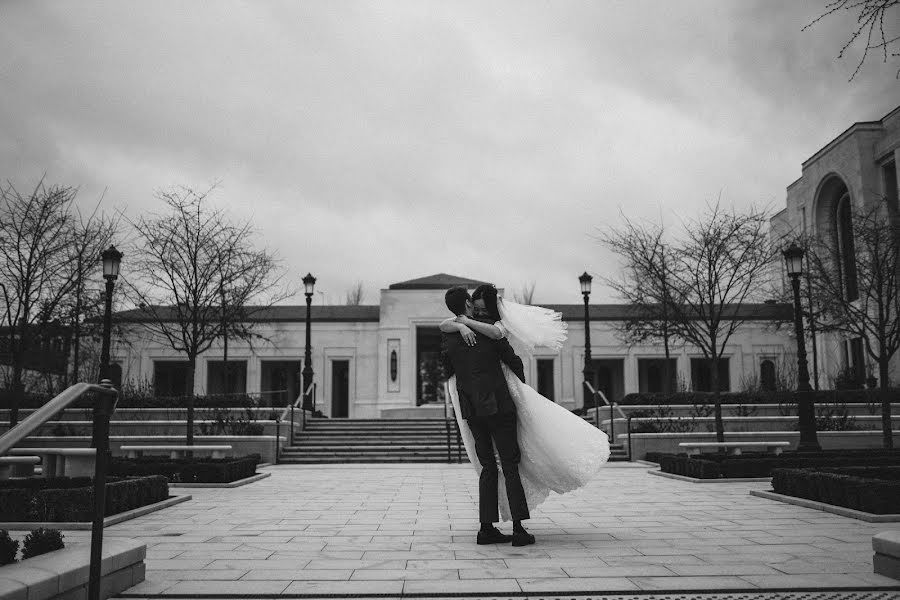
[416,326,446,406]
[331,360,350,418]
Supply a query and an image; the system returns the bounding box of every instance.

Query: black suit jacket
[442,330,525,420]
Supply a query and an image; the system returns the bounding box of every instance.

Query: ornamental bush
[0,476,168,522]
[0,530,19,565]
[621,389,900,406]
[772,466,900,514]
[21,528,64,560]
[108,454,260,483]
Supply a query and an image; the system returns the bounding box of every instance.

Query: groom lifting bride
[441,283,611,546]
[441,285,534,546]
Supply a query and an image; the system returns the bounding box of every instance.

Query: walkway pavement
[57,463,900,596]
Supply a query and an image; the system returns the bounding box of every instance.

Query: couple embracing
[440,284,610,546]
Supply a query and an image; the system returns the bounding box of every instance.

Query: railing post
[275,418,281,465]
[290,402,295,441]
[594,389,600,430]
[89,380,117,600]
[627,416,633,461]
[609,401,615,443]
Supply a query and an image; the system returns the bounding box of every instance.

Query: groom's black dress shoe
[511,529,536,546]
[476,527,513,545]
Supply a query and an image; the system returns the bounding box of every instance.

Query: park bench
[678,441,791,456]
[120,444,232,459]
[0,455,40,479]
[8,447,96,477]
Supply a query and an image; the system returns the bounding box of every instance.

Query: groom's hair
[445,286,470,316]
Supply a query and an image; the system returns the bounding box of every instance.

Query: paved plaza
[62,462,900,597]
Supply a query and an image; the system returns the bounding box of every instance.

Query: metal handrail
[0,380,119,600]
[0,382,117,456]
[582,382,627,442]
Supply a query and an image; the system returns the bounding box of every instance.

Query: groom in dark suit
[441,286,535,546]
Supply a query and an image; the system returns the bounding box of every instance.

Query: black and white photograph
[0,1,899,598]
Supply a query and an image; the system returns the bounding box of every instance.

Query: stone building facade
[113,274,791,418]
[771,104,900,389]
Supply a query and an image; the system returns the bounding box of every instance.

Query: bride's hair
[472,284,501,321]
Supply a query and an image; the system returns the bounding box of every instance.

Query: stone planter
[0,537,145,600]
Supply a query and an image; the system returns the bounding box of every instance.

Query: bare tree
[345,281,365,305]
[669,203,778,441]
[805,0,900,80]
[0,180,116,425]
[599,218,679,395]
[59,203,118,385]
[806,202,899,448]
[604,202,777,441]
[512,281,536,305]
[125,186,292,445]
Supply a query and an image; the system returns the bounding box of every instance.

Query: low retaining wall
[0,537,145,600]
[15,435,286,464]
[621,429,899,458]
[602,414,900,433]
[5,420,284,437]
[874,530,900,580]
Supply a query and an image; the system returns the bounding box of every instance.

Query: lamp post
[579,272,594,411]
[302,273,316,411]
[89,246,121,600]
[220,285,228,395]
[782,243,820,451]
[99,246,122,384]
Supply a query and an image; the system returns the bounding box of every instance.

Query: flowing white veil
[497,297,567,351]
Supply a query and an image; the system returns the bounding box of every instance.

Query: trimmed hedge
[655,449,900,479]
[0,475,169,522]
[108,454,260,483]
[1,390,264,410]
[621,389,899,406]
[772,466,900,514]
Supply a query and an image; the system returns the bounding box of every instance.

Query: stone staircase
[278,418,629,464]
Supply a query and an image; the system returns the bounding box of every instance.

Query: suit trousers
[466,410,530,523]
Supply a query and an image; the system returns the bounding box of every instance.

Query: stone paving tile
[563,565,674,577]
[517,576,639,592]
[402,578,521,594]
[150,570,248,580]
[739,574,879,588]
[458,566,568,579]
[240,569,353,580]
[205,558,311,570]
[349,568,458,580]
[163,580,291,595]
[630,575,753,590]
[304,559,407,570]
[107,463,900,596]
[667,564,785,576]
[143,559,213,570]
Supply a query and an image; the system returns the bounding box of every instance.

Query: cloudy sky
[1,1,897,305]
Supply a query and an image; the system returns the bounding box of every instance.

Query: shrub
[620,389,900,406]
[772,466,900,514]
[108,454,260,483]
[656,450,900,479]
[0,530,19,565]
[21,528,64,560]
[0,476,169,522]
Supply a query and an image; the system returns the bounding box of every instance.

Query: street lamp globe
[101,246,123,280]
[302,273,317,296]
[782,243,805,277]
[579,271,593,295]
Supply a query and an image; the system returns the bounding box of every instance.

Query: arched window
[760,359,776,392]
[835,193,858,301]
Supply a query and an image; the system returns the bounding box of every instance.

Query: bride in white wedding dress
[440,284,610,521]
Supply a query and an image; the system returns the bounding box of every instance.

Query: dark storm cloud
[0,1,896,304]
